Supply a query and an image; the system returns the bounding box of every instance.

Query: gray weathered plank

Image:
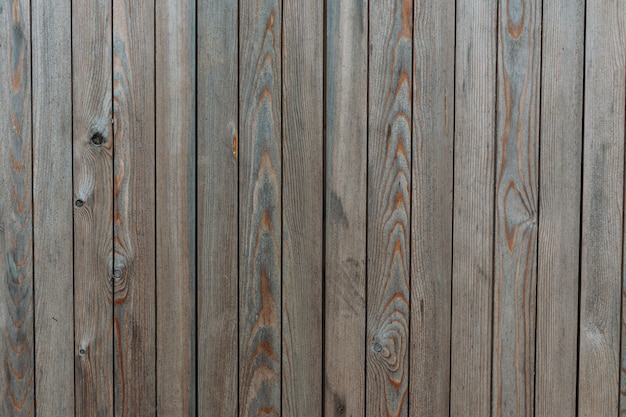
[323,0,368,415]
[32,0,74,415]
[281,0,323,415]
[112,0,156,414]
[534,0,584,415]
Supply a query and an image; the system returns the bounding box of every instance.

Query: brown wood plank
[366,0,412,415]
[534,0,584,415]
[112,0,156,414]
[281,0,323,415]
[450,0,497,415]
[579,1,625,416]
[323,0,368,415]
[410,0,455,414]
[155,0,196,415]
[0,1,34,415]
[238,0,282,415]
[72,0,114,414]
[32,0,74,415]
[196,0,239,414]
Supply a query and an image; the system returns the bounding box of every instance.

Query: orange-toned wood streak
[0,0,34,415]
[72,0,114,414]
[239,0,282,415]
[112,0,156,415]
[367,0,412,415]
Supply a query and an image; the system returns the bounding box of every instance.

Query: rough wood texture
[238,0,282,415]
[450,0,497,415]
[32,0,74,415]
[281,0,323,415]
[492,0,541,415]
[410,0,454,414]
[367,0,412,415]
[197,0,239,414]
[112,0,156,415]
[72,0,114,414]
[324,0,368,415]
[0,1,34,415]
[156,0,196,415]
[578,1,625,416]
[534,0,584,415]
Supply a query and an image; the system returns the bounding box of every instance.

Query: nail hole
[90,132,104,146]
[79,349,85,355]
[75,199,84,208]
[373,343,382,352]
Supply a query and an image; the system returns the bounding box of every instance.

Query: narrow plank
[492,0,542,415]
[281,0,323,415]
[450,0,497,414]
[112,0,156,414]
[155,0,196,415]
[578,0,626,416]
[32,0,74,415]
[196,0,238,414]
[72,0,114,414]
[0,1,34,415]
[410,0,454,414]
[367,0,412,415]
[323,0,368,415]
[534,0,584,415]
[238,0,282,415]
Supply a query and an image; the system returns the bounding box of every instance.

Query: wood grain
[112,0,156,414]
[281,0,323,415]
[534,0,584,415]
[156,0,196,415]
[196,0,239,414]
[32,0,74,415]
[410,0,454,414]
[450,0,497,415]
[578,1,625,416]
[492,0,541,415]
[238,0,282,415]
[323,0,368,415]
[0,1,34,415]
[367,0,412,415]
[72,0,114,414]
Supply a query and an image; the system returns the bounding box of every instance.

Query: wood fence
[0,0,624,415]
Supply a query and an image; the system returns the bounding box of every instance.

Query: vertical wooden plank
[324,0,368,415]
[32,0,74,415]
[281,0,323,415]
[410,0,454,414]
[579,0,625,415]
[155,0,195,415]
[112,0,156,415]
[492,0,541,415]
[238,0,281,415]
[197,0,238,414]
[450,0,497,415]
[534,0,584,415]
[72,0,113,413]
[367,0,412,415]
[0,0,34,415]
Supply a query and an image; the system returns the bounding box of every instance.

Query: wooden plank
[31,0,74,415]
[579,0,626,416]
[492,0,541,415]
[238,0,282,415]
[534,0,584,415]
[155,0,196,415]
[196,0,238,414]
[112,0,156,414]
[281,0,323,415]
[410,0,454,414]
[449,0,497,414]
[323,0,368,415]
[0,1,34,415]
[366,0,412,415]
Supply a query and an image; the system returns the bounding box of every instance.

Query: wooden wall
[0,0,624,415]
